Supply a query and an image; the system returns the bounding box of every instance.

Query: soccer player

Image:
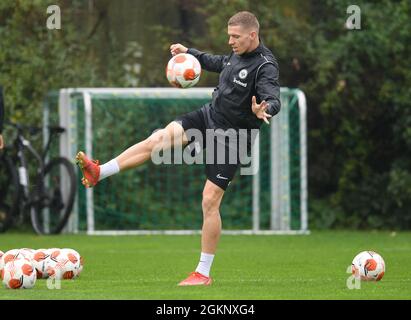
[0,86,5,150]
[76,11,281,286]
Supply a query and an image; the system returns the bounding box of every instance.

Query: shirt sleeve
[0,86,4,133]
[255,62,281,117]
[187,48,228,73]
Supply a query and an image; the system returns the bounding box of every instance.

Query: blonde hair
[228,11,259,33]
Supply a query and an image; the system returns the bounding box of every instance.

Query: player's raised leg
[76,121,188,188]
[178,180,225,286]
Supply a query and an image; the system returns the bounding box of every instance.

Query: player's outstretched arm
[255,63,281,117]
[170,43,228,73]
[251,96,272,125]
[170,43,188,56]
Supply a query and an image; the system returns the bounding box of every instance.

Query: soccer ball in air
[351,251,385,281]
[2,258,37,289]
[166,53,201,88]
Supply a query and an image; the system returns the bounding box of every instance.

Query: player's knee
[202,193,219,215]
[147,129,167,150]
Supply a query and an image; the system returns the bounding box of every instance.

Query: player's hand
[0,134,4,149]
[170,43,188,56]
[251,96,272,124]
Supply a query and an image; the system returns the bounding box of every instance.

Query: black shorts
[175,106,241,191]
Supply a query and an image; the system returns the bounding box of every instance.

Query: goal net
[44,87,308,235]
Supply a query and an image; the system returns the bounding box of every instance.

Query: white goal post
[47,87,309,235]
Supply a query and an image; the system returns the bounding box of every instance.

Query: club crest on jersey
[239,69,248,79]
[233,77,247,87]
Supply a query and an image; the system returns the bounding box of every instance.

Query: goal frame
[48,87,308,235]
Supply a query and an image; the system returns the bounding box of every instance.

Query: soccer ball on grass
[2,258,37,289]
[0,248,32,272]
[351,250,385,281]
[44,248,82,280]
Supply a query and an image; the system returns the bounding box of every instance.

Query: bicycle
[0,122,77,234]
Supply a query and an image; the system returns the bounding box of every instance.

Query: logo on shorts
[239,69,248,79]
[216,174,228,180]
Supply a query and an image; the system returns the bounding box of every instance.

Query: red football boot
[178,272,212,286]
[75,151,100,188]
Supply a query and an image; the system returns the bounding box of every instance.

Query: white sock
[98,159,120,181]
[195,252,215,277]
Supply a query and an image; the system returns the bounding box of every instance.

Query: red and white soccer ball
[2,258,37,289]
[61,248,84,277]
[44,248,83,280]
[351,250,385,281]
[166,53,201,88]
[32,248,51,279]
[0,248,32,272]
[19,248,35,260]
[0,250,3,273]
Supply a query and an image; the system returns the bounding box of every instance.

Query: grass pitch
[0,231,410,300]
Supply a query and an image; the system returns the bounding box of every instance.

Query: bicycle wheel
[31,157,77,234]
[0,153,20,232]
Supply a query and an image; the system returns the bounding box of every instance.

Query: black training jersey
[188,42,280,130]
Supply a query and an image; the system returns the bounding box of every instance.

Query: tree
[0,0,126,125]
[305,0,411,228]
